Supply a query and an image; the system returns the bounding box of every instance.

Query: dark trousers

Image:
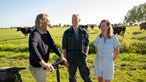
[67,55,92,82]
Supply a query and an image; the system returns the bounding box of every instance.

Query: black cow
[79,25,88,30]
[90,25,94,29]
[113,26,126,37]
[140,22,146,30]
[17,27,34,37]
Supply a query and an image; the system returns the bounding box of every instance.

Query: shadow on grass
[89,32,98,34]
[0,37,26,42]
[131,36,146,41]
[132,31,142,35]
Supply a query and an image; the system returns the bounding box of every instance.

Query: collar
[69,26,82,32]
[37,28,47,34]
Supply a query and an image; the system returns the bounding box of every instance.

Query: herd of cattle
[17,22,146,37]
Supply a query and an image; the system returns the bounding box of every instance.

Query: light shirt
[93,34,120,80]
[37,28,47,34]
[94,34,120,57]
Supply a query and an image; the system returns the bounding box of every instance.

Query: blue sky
[0,0,145,27]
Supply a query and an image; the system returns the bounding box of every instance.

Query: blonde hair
[99,20,113,38]
[35,13,50,28]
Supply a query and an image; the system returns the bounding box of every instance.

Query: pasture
[0,26,146,82]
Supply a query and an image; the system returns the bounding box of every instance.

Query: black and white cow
[79,25,88,30]
[17,27,34,37]
[140,22,146,30]
[113,26,126,37]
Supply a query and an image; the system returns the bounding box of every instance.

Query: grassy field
[0,26,146,82]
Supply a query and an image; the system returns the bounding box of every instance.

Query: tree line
[124,2,146,25]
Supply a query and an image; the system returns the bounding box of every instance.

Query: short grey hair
[72,14,81,19]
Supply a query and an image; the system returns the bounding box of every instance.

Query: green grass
[0,52,145,82]
[0,26,146,82]
[0,26,146,53]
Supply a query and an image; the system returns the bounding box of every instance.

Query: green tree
[124,3,146,25]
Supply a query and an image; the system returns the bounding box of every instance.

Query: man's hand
[60,56,69,68]
[44,63,54,72]
[39,60,54,72]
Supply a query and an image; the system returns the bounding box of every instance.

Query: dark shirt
[29,29,61,67]
[62,26,89,55]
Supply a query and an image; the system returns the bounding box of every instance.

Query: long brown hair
[99,20,113,38]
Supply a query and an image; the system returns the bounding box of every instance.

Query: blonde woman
[93,20,120,82]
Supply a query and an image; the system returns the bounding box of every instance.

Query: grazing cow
[113,26,126,37]
[79,25,88,30]
[90,25,94,29]
[140,22,146,30]
[17,27,34,37]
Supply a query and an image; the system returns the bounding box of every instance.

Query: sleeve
[113,35,120,48]
[62,31,67,49]
[29,32,43,62]
[85,31,90,46]
[48,32,62,57]
[93,36,99,47]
